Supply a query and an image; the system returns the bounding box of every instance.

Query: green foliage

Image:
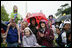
[62,7,71,14]
[55,3,71,16]
[1,5,9,21]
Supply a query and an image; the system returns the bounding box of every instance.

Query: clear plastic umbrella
[57,14,71,22]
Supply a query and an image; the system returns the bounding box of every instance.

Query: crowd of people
[1,5,71,47]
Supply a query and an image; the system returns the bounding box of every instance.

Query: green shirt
[10,12,21,24]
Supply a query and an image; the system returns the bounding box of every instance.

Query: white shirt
[61,32,67,44]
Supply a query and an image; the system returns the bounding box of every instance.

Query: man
[61,19,71,47]
[5,19,21,47]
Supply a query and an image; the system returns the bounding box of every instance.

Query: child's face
[25,30,30,36]
[56,28,60,35]
[41,22,45,28]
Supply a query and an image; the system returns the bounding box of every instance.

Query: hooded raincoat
[22,27,40,47]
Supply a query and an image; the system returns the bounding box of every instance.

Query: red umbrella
[27,12,48,24]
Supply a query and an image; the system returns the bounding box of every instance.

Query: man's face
[64,23,70,30]
[11,22,15,27]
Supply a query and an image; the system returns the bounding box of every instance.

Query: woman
[29,17,38,38]
[37,19,54,47]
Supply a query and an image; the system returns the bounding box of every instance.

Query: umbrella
[27,12,48,24]
[57,14,71,22]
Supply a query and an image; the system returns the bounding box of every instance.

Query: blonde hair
[23,22,28,27]
[21,21,28,28]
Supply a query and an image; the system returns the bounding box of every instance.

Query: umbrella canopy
[57,14,71,22]
[27,12,48,24]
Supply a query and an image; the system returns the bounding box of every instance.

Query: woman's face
[41,22,45,28]
[31,19,35,25]
[50,16,53,19]
[25,30,30,36]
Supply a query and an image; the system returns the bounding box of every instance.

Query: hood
[39,19,47,24]
[24,27,33,34]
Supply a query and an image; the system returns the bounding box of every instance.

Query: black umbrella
[57,14,71,22]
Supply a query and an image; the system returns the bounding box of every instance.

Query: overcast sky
[1,1,71,19]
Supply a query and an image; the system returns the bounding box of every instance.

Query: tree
[62,7,71,14]
[1,5,9,21]
[55,3,71,16]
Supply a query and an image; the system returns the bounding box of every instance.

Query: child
[37,19,54,47]
[22,27,41,47]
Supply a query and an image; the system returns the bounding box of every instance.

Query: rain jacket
[22,27,39,47]
[37,19,54,47]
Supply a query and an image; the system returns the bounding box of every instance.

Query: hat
[64,19,71,24]
[39,19,47,24]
